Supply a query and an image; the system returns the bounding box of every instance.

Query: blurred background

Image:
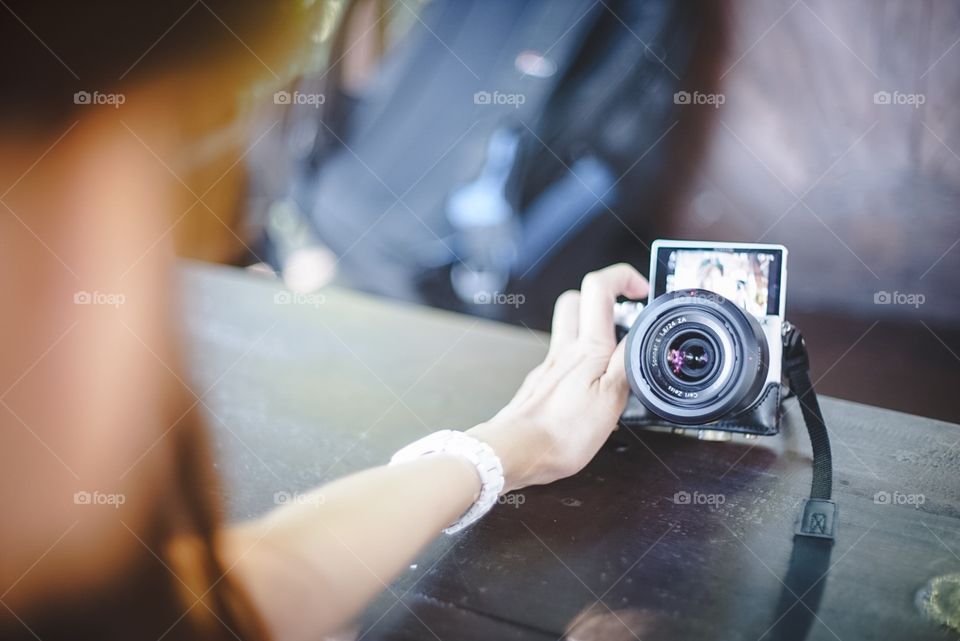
[178,0,960,423]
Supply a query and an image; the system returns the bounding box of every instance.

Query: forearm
[219,263,645,640]
[221,453,480,640]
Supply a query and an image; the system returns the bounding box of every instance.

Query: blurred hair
[0,1,330,127]
[1,408,265,641]
[0,1,331,639]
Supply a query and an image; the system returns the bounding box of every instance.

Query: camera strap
[782,323,837,541]
[761,324,839,640]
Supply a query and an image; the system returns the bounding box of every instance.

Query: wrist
[430,452,482,501]
[466,415,546,493]
[390,430,505,534]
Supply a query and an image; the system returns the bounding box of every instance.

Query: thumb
[600,338,630,396]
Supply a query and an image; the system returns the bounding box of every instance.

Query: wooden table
[182,261,960,641]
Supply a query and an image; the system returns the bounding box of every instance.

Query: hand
[467,264,649,492]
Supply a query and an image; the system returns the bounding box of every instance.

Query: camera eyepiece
[624,289,769,425]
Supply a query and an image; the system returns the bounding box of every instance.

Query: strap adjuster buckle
[795,498,838,541]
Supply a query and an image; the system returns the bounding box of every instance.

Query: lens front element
[665,332,718,383]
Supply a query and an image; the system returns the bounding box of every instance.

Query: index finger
[578,263,649,349]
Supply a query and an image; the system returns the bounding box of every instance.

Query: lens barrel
[624,289,769,425]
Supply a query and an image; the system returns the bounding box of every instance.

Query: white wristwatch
[389,430,505,534]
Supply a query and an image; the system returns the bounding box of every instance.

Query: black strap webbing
[782,324,837,540]
[763,323,839,640]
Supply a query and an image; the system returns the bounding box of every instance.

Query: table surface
[182,261,960,641]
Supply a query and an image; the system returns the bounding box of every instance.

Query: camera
[615,240,838,540]
[615,240,789,438]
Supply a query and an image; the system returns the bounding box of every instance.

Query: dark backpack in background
[250,0,714,329]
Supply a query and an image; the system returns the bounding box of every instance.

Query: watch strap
[389,430,504,534]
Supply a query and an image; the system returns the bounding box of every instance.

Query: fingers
[599,339,632,431]
[548,290,580,357]
[601,338,629,393]
[578,264,649,350]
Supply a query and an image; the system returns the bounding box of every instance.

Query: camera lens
[624,289,769,425]
[664,332,717,383]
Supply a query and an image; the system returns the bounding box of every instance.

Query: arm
[221,264,649,640]
[221,454,480,640]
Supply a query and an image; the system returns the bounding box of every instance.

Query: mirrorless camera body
[615,240,789,439]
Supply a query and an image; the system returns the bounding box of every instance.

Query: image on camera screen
[663,249,778,317]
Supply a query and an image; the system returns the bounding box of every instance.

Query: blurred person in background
[0,2,649,640]
[250,0,722,328]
